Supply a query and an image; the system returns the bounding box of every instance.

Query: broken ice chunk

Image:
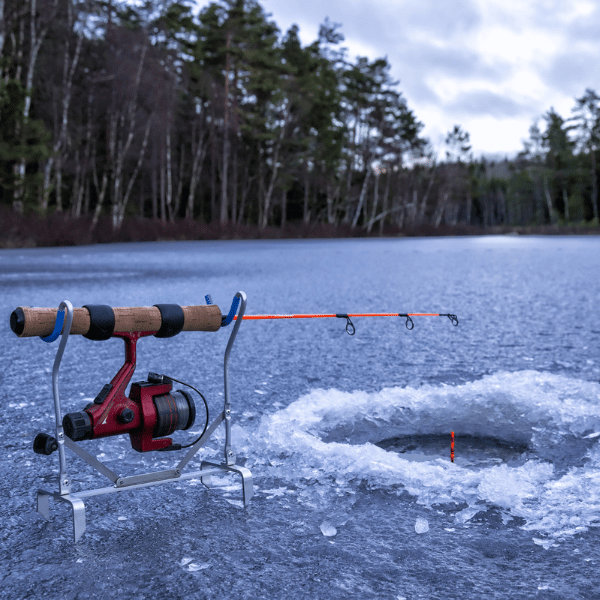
[188,563,211,572]
[415,517,429,534]
[454,506,483,524]
[320,521,337,537]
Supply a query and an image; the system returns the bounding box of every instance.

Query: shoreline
[1,209,598,249]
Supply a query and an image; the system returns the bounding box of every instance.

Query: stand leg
[226,464,253,507]
[61,495,86,543]
[36,491,87,542]
[37,490,51,521]
[200,461,212,489]
[201,461,253,507]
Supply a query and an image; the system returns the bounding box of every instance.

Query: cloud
[541,51,600,100]
[347,0,482,43]
[444,90,536,119]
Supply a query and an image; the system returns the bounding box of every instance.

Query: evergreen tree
[570,89,600,222]
[542,108,574,222]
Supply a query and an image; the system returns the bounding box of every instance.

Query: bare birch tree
[13,0,58,211]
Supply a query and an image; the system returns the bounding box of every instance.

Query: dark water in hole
[1,236,600,599]
[376,433,531,467]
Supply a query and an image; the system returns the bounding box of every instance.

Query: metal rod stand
[35,292,252,543]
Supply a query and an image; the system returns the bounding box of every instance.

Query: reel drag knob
[33,433,58,455]
[63,411,92,441]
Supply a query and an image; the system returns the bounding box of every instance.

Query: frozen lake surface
[1,235,600,599]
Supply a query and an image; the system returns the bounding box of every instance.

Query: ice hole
[375,433,531,468]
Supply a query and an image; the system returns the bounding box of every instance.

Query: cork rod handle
[10,304,222,338]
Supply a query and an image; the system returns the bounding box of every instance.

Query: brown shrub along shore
[0,208,598,249]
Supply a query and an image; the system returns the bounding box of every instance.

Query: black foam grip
[154,304,184,338]
[83,305,115,340]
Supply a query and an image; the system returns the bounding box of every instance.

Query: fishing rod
[229,309,458,335]
[214,294,459,336]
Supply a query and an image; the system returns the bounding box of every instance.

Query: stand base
[36,462,253,543]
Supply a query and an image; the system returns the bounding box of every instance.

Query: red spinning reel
[11,303,217,455]
[58,331,198,453]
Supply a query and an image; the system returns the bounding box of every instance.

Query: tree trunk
[111,44,147,229]
[210,131,217,221]
[465,188,472,225]
[55,154,63,211]
[351,166,371,229]
[220,31,232,224]
[72,148,83,216]
[139,176,144,217]
[0,0,5,59]
[433,191,448,227]
[14,0,58,210]
[74,94,93,217]
[326,183,334,225]
[342,115,359,225]
[151,158,158,220]
[303,166,310,224]
[174,142,184,218]
[418,163,436,224]
[591,148,599,222]
[115,116,151,229]
[260,106,288,229]
[563,187,569,223]
[280,189,287,229]
[543,177,555,224]
[231,135,238,224]
[91,167,108,229]
[160,150,166,222]
[237,160,254,225]
[498,189,506,224]
[165,126,173,221]
[43,32,82,211]
[186,128,208,219]
[257,150,265,226]
[83,177,90,216]
[378,171,391,235]
[366,172,380,232]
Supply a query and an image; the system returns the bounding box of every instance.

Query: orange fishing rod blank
[234,312,443,320]
[233,314,337,320]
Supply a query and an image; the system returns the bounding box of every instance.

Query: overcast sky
[192,0,600,160]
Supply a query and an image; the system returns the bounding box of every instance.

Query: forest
[1,0,599,246]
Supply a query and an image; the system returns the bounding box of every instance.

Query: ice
[454,506,484,524]
[187,563,211,572]
[236,371,600,544]
[261,487,287,497]
[414,517,429,533]
[320,521,337,537]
